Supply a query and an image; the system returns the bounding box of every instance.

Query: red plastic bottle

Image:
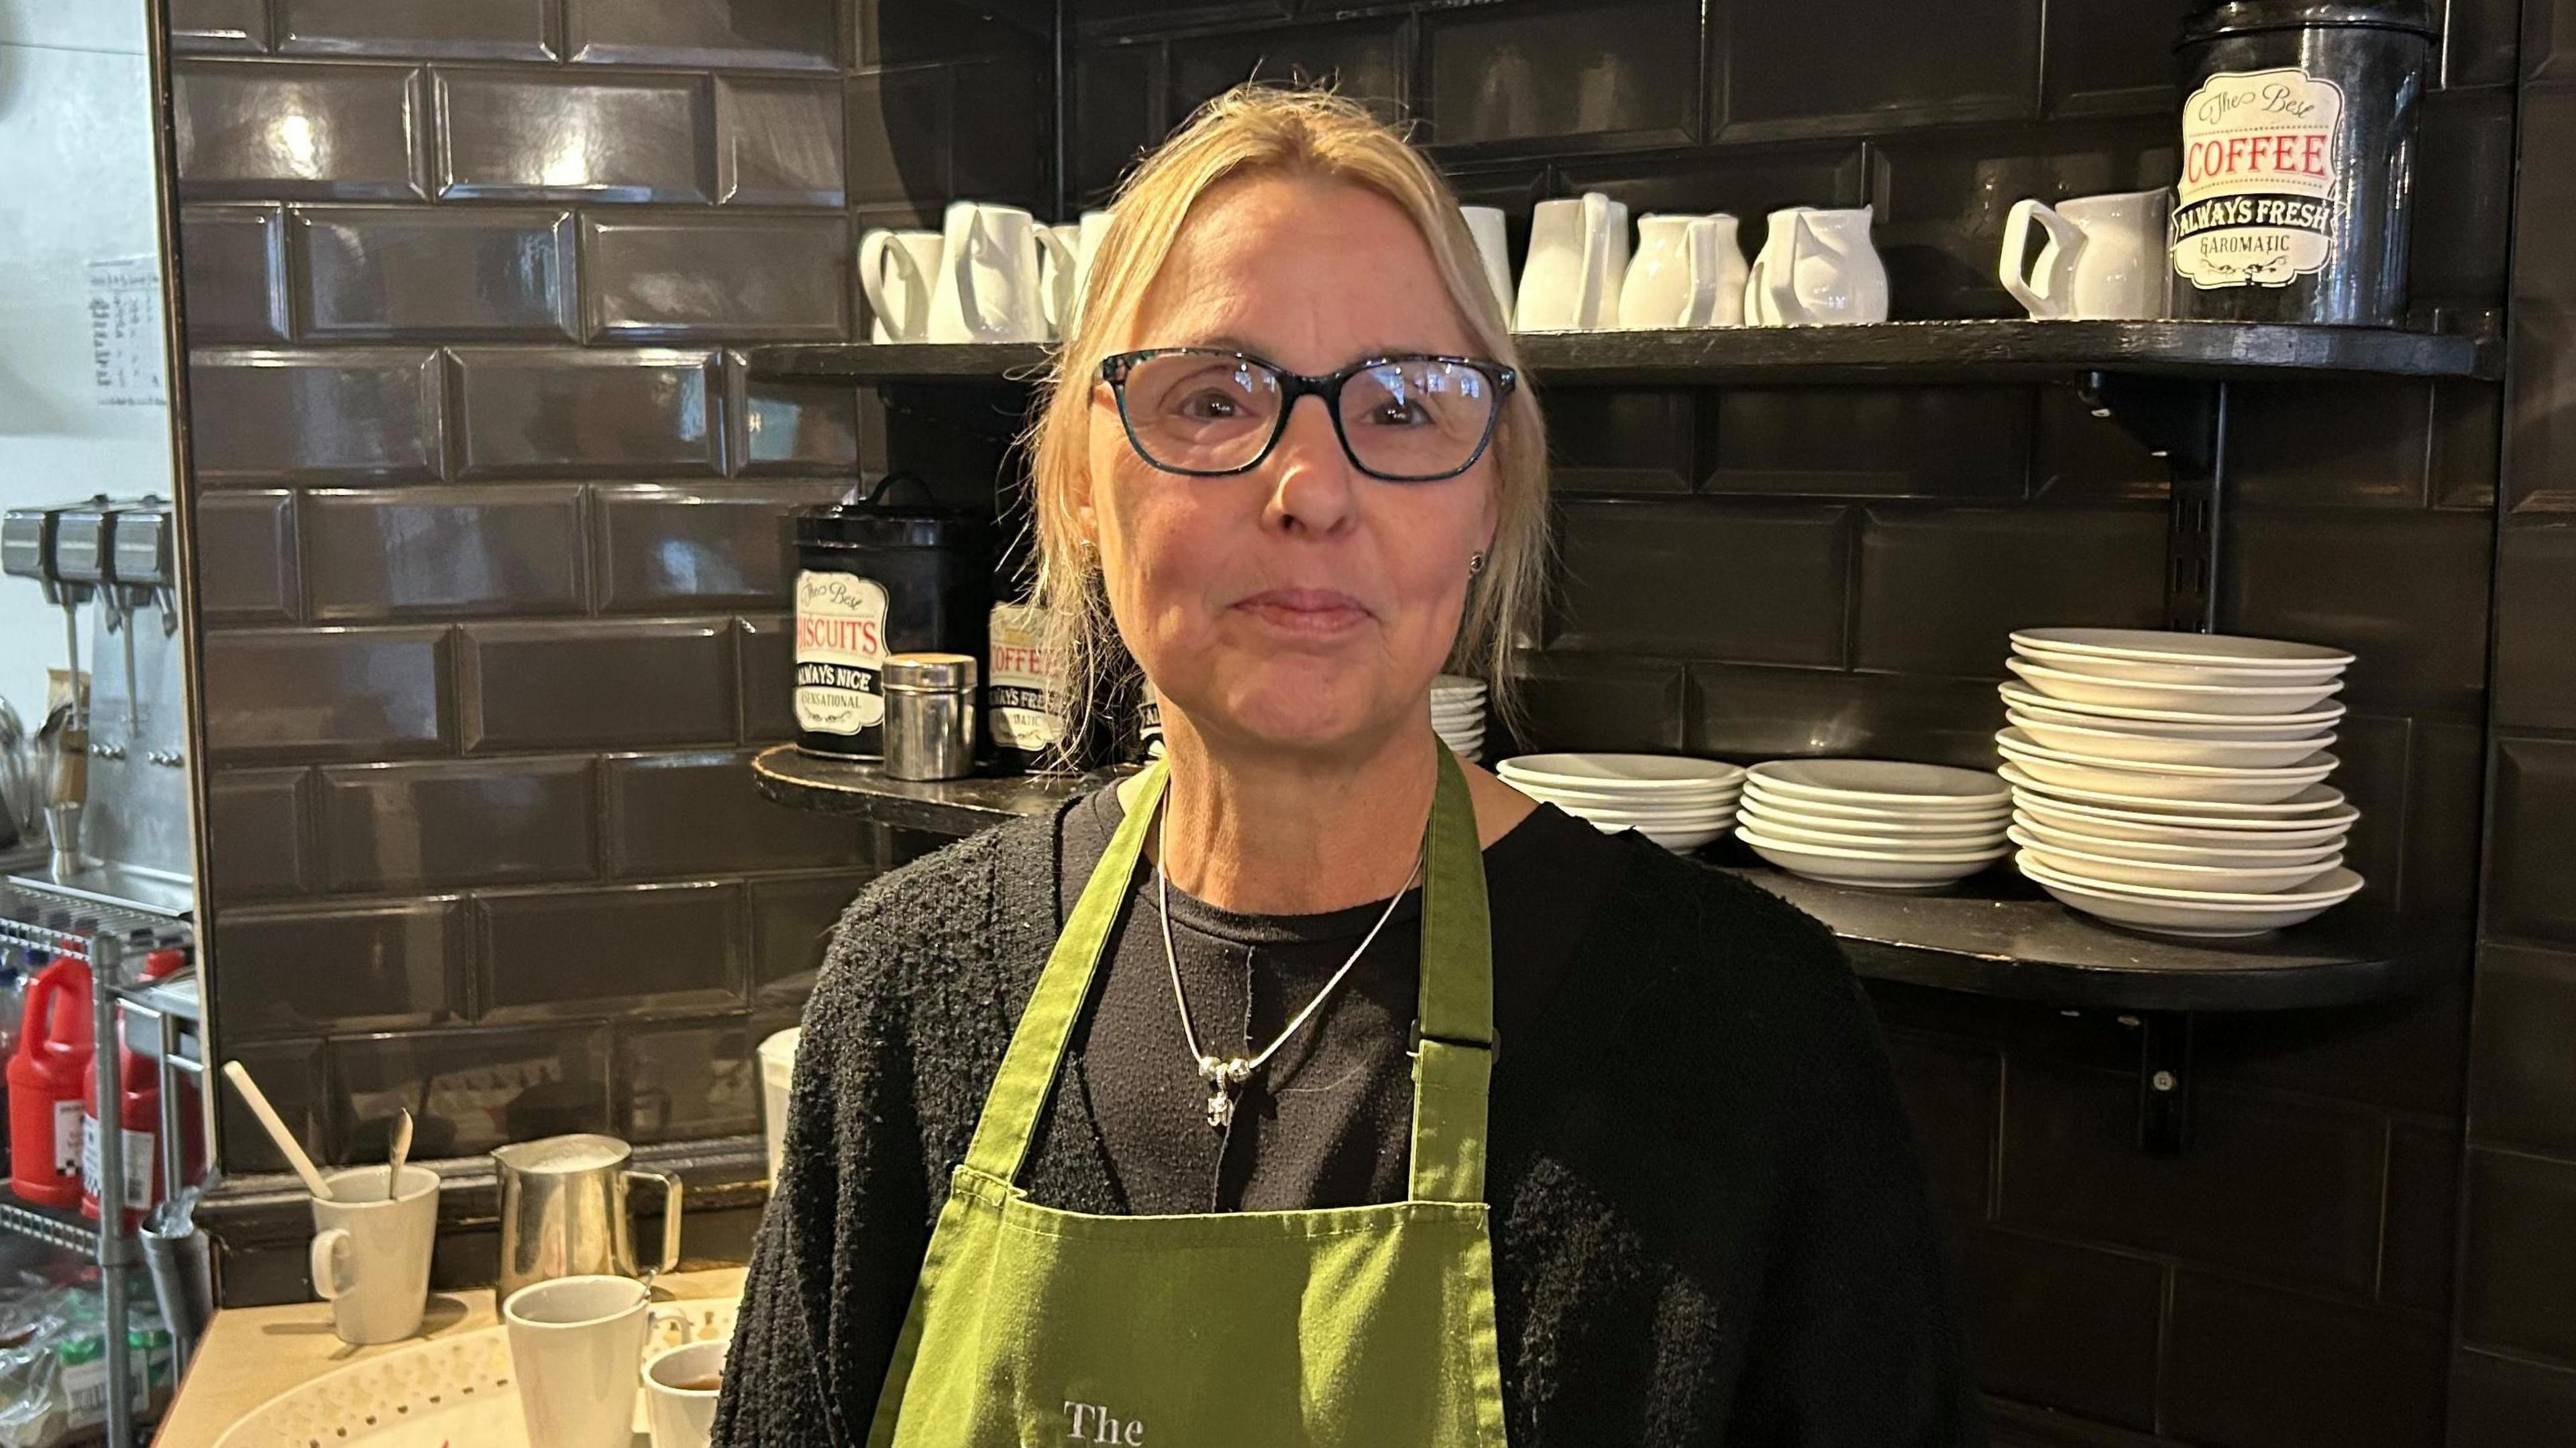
[8,956,95,1209]
[80,949,201,1230]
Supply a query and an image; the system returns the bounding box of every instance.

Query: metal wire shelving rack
[0,877,203,1448]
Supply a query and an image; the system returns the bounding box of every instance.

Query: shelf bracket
[2078,372,2229,634]
[2131,1011,2196,1156]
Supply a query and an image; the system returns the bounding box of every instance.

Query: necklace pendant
[1198,1056,1250,1131]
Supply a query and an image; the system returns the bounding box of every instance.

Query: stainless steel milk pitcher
[491,1133,683,1303]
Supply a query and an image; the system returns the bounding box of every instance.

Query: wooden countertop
[153,1267,747,1447]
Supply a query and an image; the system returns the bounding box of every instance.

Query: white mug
[1515,192,1628,331]
[1999,187,2174,321]
[642,1338,729,1448]
[928,201,1073,344]
[1619,213,1746,328]
[858,229,942,343]
[1457,205,1515,324]
[1040,222,1082,340]
[505,1274,686,1448]
[308,1164,440,1347]
[1746,205,1889,326]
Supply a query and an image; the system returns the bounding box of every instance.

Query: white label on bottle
[986,603,1063,752]
[54,1099,81,1178]
[2171,66,2345,290]
[794,570,889,736]
[78,1114,98,1196]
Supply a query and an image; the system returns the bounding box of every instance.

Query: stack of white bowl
[1737,761,2011,890]
[1497,753,1743,853]
[1432,675,1487,762]
[1998,627,2364,937]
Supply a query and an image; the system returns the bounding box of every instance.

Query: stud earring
[1468,550,1487,576]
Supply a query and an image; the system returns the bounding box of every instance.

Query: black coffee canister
[2169,0,2433,325]
[793,474,991,760]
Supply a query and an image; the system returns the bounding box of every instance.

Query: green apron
[865,745,1509,1447]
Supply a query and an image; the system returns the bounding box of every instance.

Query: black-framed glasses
[1099,347,1517,483]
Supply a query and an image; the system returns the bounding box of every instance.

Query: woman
[718,85,1980,1447]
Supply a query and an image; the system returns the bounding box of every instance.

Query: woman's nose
[1262,395,1360,537]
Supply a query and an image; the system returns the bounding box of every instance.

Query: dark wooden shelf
[753,744,1096,834]
[745,321,2498,390]
[750,746,2435,1015]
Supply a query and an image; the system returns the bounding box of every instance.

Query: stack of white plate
[1738,761,2010,890]
[1432,675,1487,762]
[1497,753,1743,852]
[1998,627,2364,937]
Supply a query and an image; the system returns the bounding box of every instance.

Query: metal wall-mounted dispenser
[0,496,193,913]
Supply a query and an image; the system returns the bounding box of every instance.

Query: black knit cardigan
[712,797,1986,1447]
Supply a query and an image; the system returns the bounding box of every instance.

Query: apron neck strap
[959,746,1496,1205]
[962,757,1171,1186]
[1408,744,1493,1205]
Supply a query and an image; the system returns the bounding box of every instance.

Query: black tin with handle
[792,473,991,761]
[2169,0,2434,325]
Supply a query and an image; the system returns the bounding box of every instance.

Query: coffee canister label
[795,569,888,735]
[985,603,1061,752]
[2171,66,2345,290]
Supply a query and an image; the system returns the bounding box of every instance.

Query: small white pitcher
[1619,213,1746,328]
[1999,187,2174,320]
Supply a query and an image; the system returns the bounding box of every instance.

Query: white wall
[0,0,178,724]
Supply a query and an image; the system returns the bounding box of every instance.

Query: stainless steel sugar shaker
[883,653,980,781]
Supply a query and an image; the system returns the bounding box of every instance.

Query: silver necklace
[1155,799,1423,1131]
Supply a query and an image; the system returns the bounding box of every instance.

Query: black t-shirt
[1039,785,1627,1214]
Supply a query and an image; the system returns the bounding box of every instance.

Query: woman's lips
[1232,588,1373,637]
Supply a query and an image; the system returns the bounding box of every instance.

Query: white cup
[308,1164,440,1346]
[642,1338,729,1447]
[859,229,943,343]
[504,1274,682,1448]
[758,1027,800,1187]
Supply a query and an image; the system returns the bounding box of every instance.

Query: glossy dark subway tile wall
[155,0,2571,1439]
[164,1,1026,1213]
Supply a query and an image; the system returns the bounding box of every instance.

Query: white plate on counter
[1740,801,2010,839]
[2004,711,2334,767]
[1499,753,1747,793]
[1743,759,2008,810]
[2000,765,2350,820]
[1996,730,2337,803]
[2006,658,2343,715]
[1747,813,2007,852]
[1738,826,2006,890]
[2013,790,2358,845]
[2018,855,2364,938]
[2012,647,2347,689]
[1739,781,2008,826]
[1997,681,2345,736]
[2008,628,2353,670]
[2013,812,2345,867]
[2008,826,2343,893]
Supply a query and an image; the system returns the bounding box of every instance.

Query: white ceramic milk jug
[858,229,942,343]
[1745,205,1889,326]
[927,201,1072,344]
[1515,192,1629,331]
[1458,205,1515,323]
[1998,187,2173,321]
[1619,213,1746,328]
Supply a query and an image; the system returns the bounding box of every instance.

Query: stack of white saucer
[1497,753,1743,852]
[1737,761,2010,890]
[1432,675,1487,762]
[1998,627,2363,937]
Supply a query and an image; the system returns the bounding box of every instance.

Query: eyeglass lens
[1117,353,1498,480]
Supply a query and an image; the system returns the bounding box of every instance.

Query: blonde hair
[1022,82,1550,760]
